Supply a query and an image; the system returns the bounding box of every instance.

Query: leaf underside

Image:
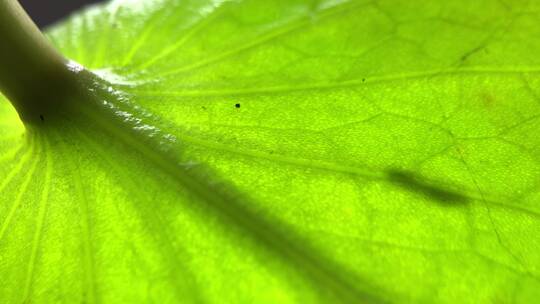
[1,0,540,303]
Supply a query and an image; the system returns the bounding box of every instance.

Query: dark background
[20,0,106,28]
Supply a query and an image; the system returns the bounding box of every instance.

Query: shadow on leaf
[386,169,470,205]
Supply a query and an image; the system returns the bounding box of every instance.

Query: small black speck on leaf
[39,115,44,122]
[235,103,241,108]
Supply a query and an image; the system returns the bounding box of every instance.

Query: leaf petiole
[0,0,77,123]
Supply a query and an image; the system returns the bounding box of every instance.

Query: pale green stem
[0,0,75,123]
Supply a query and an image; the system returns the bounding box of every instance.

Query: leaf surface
[1,0,540,302]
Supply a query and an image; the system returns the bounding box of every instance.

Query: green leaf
[2,0,540,302]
